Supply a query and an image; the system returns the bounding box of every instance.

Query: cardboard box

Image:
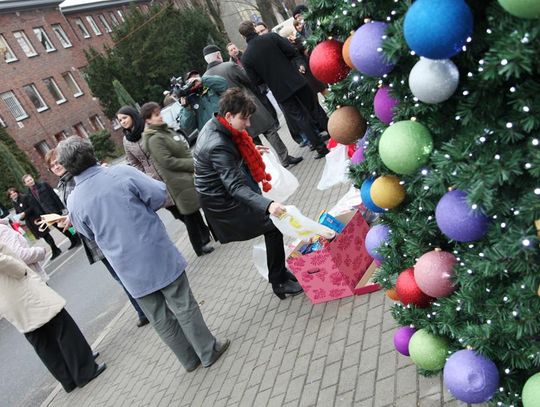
[287,210,380,304]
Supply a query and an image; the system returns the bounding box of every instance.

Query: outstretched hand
[256,145,270,155]
[268,202,286,217]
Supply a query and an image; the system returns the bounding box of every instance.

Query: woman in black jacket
[192,88,302,299]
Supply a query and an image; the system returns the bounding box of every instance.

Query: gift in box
[287,210,380,304]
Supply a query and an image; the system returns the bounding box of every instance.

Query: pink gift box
[287,210,380,304]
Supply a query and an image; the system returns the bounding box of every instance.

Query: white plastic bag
[252,243,269,280]
[328,185,363,217]
[262,151,299,202]
[270,205,335,241]
[317,144,350,190]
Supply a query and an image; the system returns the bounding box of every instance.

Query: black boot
[286,270,298,282]
[67,233,81,250]
[314,146,329,160]
[272,280,303,300]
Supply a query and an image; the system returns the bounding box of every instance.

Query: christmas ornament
[379,120,433,175]
[409,329,450,371]
[522,373,540,407]
[386,288,399,301]
[328,106,367,145]
[409,58,460,104]
[310,39,351,84]
[396,268,433,308]
[498,0,540,19]
[443,350,499,403]
[404,0,473,59]
[414,250,457,298]
[394,326,416,356]
[342,34,355,69]
[365,224,390,261]
[370,175,406,209]
[351,147,365,165]
[360,177,385,213]
[350,21,395,77]
[374,87,399,124]
[435,190,490,242]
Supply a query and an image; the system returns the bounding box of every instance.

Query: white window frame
[62,71,83,97]
[32,27,56,52]
[109,12,119,26]
[74,122,89,137]
[43,77,67,104]
[13,31,38,57]
[0,34,18,63]
[86,16,102,36]
[111,118,121,130]
[75,18,91,38]
[23,83,48,112]
[89,114,105,131]
[1,91,28,121]
[0,114,7,127]
[117,10,125,22]
[34,140,51,158]
[51,24,72,48]
[98,15,112,33]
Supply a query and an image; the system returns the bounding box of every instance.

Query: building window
[54,131,68,143]
[0,114,7,127]
[86,16,102,35]
[1,91,28,121]
[23,84,48,112]
[32,27,56,52]
[98,15,112,33]
[111,118,121,130]
[89,114,105,131]
[74,18,91,38]
[51,24,72,48]
[73,122,89,137]
[13,31,38,57]
[109,12,119,26]
[0,34,18,62]
[43,77,66,104]
[62,71,83,97]
[117,10,125,22]
[34,140,51,158]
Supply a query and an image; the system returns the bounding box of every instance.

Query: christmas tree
[305,0,540,405]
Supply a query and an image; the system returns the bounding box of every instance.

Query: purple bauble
[351,147,365,165]
[435,190,490,242]
[443,350,499,403]
[393,326,416,356]
[374,87,399,124]
[365,224,390,261]
[350,22,396,77]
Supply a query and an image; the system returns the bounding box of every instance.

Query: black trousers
[264,226,288,285]
[280,85,327,150]
[53,224,79,245]
[166,206,211,255]
[24,309,97,391]
[42,232,60,252]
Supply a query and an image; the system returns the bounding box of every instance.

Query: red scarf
[217,115,272,192]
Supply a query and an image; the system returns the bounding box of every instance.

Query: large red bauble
[396,268,433,308]
[310,39,351,84]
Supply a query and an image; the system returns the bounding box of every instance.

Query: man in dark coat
[21,174,80,250]
[193,88,302,300]
[238,21,329,159]
[202,44,302,168]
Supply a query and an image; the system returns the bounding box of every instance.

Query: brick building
[0,0,150,183]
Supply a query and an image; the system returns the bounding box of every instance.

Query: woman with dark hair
[117,105,214,257]
[193,88,303,299]
[7,187,62,260]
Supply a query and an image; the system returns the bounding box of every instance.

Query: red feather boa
[216,115,272,192]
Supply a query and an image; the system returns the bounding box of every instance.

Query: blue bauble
[404,0,473,59]
[361,177,385,213]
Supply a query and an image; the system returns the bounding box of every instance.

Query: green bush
[89,130,118,162]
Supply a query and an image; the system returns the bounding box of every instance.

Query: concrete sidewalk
[41,136,469,407]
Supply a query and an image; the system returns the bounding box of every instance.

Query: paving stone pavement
[42,129,477,407]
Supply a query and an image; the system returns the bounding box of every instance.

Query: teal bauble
[498,0,540,19]
[408,329,450,371]
[379,120,433,175]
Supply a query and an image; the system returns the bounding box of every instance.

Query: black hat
[203,44,221,56]
[293,5,308,17]
[185,70,200,79]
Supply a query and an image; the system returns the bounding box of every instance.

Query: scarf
[216,115,272,192]
[118,106,145,142]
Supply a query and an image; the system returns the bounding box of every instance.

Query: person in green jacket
[177,71,228,133]
[141,102,214,257]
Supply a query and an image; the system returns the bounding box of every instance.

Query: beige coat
[0,244,65,333]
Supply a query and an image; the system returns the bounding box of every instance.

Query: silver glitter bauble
[409,58,460,104]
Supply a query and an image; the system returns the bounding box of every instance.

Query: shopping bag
[317,143,350,190]
[270,205,335,241]
[252,243,269,280]
[262,151,299,202]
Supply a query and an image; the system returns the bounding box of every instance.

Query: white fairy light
[523,106,530,112]
[533,139,539,146]
[501,222,507,228]
[522,239,531,247]
[501,59,508,66]
[534,188,540,195]
[506,122,513,128]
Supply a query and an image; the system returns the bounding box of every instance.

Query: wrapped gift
[287,210,380,304]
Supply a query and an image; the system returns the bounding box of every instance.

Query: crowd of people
[0,7,327,394]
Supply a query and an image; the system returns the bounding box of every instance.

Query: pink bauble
[351,147,365,164]
[374,86,399,124]
[414,250,457,298]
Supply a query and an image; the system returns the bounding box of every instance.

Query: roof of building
[0,0,62,12]
[59,0,146,13]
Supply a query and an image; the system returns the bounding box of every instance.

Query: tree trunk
[203,0,229,40]
[256,0,278,27]
[271,0,289,20]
